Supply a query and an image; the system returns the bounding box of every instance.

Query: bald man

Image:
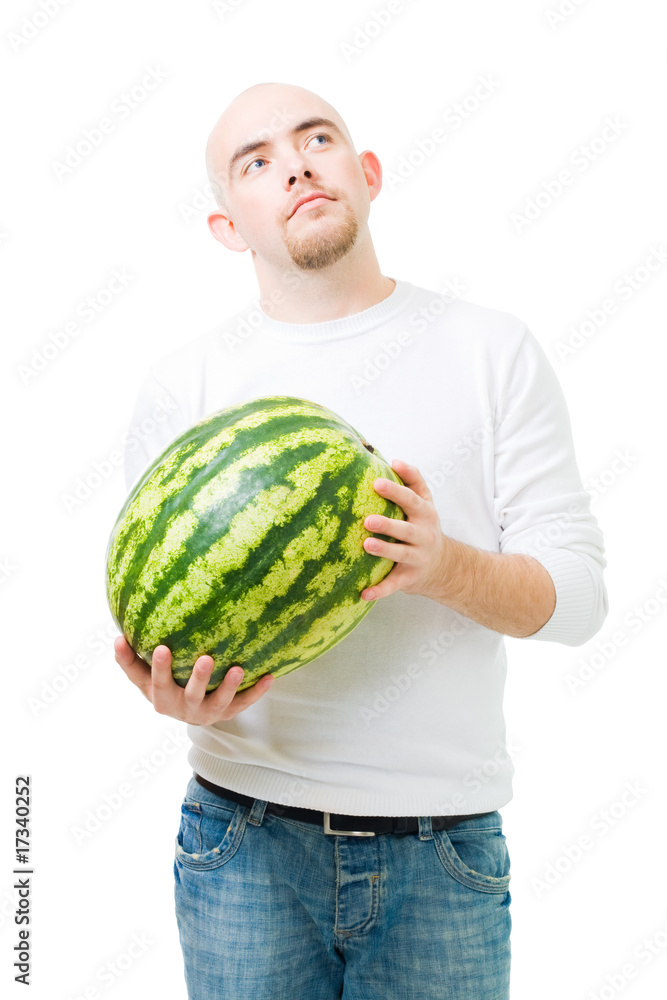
[203,81,395,319]
[116,81,607,1000]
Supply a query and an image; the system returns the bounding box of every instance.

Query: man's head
[204,82,383,274]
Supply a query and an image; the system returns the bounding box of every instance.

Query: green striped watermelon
[106,396,406,692]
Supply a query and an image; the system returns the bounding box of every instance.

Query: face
[206,86,383,272]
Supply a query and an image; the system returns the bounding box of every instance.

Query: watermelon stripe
[109,407,359,613]
[117,431,355,625]
[148,461,364,665]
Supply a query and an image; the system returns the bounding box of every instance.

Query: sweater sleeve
[123,371,189,495]
[493,326,608,646]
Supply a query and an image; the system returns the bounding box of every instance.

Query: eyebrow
[227,117,344,178]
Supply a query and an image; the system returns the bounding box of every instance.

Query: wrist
[424,533,469,605]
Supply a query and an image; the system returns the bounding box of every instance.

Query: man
[115,81,608,999]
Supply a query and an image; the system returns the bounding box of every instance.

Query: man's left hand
[360,458,445,602]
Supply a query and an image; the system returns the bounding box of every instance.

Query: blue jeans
[173,774,512,999]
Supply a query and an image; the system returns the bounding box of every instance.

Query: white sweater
[122,278,608,817]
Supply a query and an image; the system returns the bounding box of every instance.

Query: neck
[251,233,395,324]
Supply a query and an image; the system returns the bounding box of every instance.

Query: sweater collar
[254,278,414,344]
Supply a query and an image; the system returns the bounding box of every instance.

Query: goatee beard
[283,203,359,271]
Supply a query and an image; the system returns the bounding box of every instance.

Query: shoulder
[406,280,531,354]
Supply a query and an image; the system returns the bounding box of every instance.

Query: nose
[280,145,315,187]
[289,169,312,186]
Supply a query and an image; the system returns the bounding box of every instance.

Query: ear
[207,210,250,253]
[358,150,383,203]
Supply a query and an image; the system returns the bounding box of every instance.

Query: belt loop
[418,815,434,841]
[247,798,268,827]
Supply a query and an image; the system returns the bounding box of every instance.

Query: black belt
[194,773,492,837]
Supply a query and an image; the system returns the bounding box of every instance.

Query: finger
[182,654,218,708]
[193,668,274,724]
[373,476,423,514]
[114,634,137,666]
[389,460,434,502]
[396,461,434,502]
[228,671,275,711]
[190,662,261,706]
[363,536,412,563]
[114,636,153,698]
[364,514,413,540]
[361,570,401,602]
[150,645,181,713]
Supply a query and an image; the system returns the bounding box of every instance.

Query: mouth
[289,192,334,218]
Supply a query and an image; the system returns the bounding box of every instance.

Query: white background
[3,0,665,997]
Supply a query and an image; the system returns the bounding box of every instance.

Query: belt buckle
[323,812,376,836]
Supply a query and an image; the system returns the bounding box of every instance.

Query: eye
[245,157,266,174]
[243,134,331,175]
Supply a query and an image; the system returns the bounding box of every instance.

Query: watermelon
[105,395,406,692]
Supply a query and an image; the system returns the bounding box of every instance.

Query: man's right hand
[114,636,274,725]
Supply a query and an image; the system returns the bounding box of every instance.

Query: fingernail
[229,668,244,682]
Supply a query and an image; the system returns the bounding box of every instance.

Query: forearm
[427,534,557,638]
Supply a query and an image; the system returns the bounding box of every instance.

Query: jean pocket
[175,796,250,871]
[433,815,511,894]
